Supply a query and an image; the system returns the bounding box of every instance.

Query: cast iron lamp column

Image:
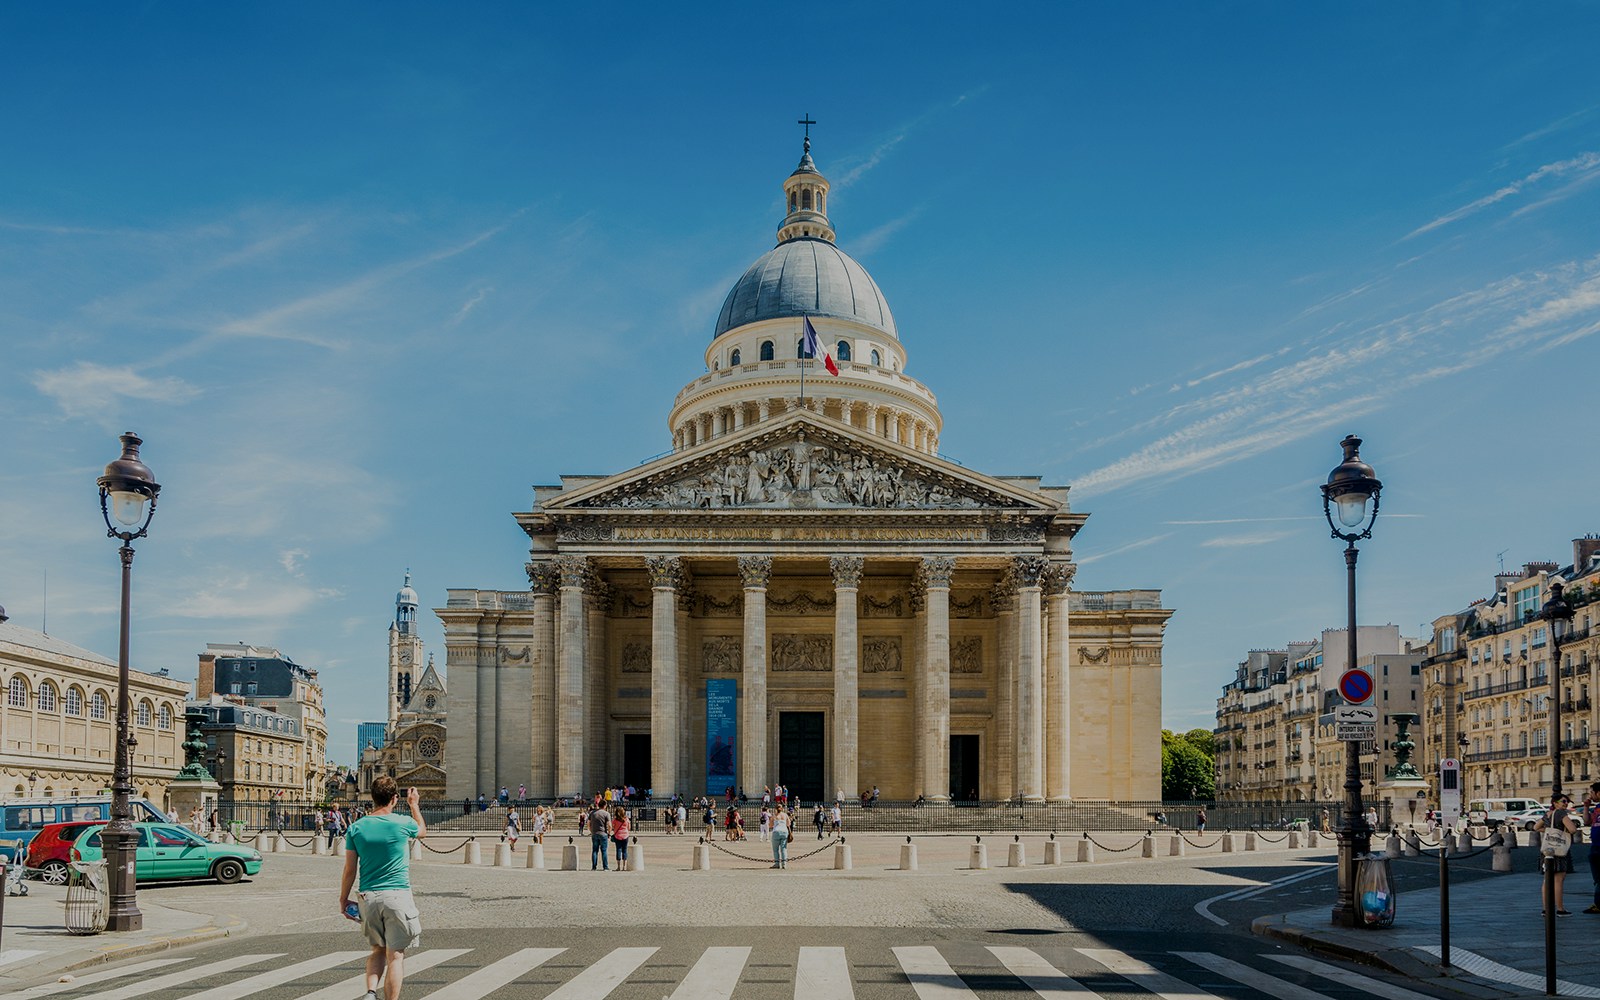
[1538,579,1573,996]
[97,431,161,932]
[1320,434,1382,928]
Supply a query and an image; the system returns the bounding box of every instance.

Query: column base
[1047,795,1072,803]
[1020,793,1045,804]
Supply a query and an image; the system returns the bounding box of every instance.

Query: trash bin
[1355,853,1396,928]
[65,860,109,935]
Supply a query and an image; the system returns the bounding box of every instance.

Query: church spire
[778,116,835,244]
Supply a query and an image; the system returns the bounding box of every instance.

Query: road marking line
[10,958,188,999]
[178,950,370,1000]
[986,946,1107,998]
[893,946,979,999]
[1076,949,1219,1000]
[544,946,656,999]
[90,954,284,1000]
[0,950,45,969]
[1174,951,1333,1000]
[415,947,564,1000]
[669,946,750,1000]
[1266,954,1439,1000]
[1233,866,1330,900]
[287,948,472,1000]
[1415,946,1600,998]
[1192,864,1332,925]
[796,946,853,1000]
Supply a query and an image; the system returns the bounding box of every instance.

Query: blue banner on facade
[706,678,737,797]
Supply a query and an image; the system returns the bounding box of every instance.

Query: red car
[24,821,101,885]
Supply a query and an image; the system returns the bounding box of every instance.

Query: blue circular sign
[1339,669,1374,703]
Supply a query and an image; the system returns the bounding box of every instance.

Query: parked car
[1505,806,1548,831]
[72,822,262,884]
[23,820,102,885]
[0,796,170,857]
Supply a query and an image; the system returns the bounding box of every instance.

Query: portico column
[738,555,773,795]
[758,400,771,421]
[526,561,559,798]
[1044,561,1076,801]
[476,615,499,798]
[991,571,1017,802]
[583,571,610,793]
[920,555,955,802]
[646,556,683,797]
[733,404,745,432]
[863,404,880,438]
[887,410,902,444]
[1013,555,1047,802]
[830,555,864,801]
[555,555,588,797]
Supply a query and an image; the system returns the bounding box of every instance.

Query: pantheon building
[440,138,1172,804]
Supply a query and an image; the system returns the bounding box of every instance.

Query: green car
[73,822,263,884]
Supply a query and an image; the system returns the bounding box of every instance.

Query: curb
[1250,915,1512,999]
[64,915,246,973]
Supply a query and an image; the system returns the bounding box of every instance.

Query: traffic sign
[1439,758,1461,827]
[1336,722,1377,741]
[1338,668,1374,704]
[1334,705,1377,724]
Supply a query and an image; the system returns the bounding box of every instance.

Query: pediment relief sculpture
[701,636,742,674]
[772,634,833,672]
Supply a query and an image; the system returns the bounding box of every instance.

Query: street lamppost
[27,771,39,797]
[1540,580,1575,796]
[1320,434,1382,928]
[97,431,161,932]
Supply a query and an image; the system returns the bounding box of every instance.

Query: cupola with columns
[669,128,943,457]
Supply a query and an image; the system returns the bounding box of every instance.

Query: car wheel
[1526,821,1538,831]
[38,860,69,885]
[212,858,245,884]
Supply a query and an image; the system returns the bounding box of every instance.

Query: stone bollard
[255,833,272,853]
[332,839,345,857]
[1472,824,1489,841]
[1140,833,1155,858]
[410,840,422,861]
[1221,833,1238,853]
[1288,830,1302,849]
[630,838,646,872]
[314,837,329,856]
[1245,831,1258,852]
[969,840,990,870]
[1008,839,1027,867]
[1492,842,1513,873]
[1169,834,1185,857]
[463,840,482,865]
[526,843,545,869]
[1385,832,1401,859]
[899,840,919,871]
[1458,829,1473,852]
[1504,826,1518,848]
[1044,839,1063,865]
[494,841,512,866]
[1529,829,1542,852]
[1402,830,1420,857]
[692,841,711,871]
[561,839,579,870]
[834,842,853,870]
[1077,838,1095,863]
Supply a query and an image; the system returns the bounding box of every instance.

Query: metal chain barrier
[1253,830,1290,844]
[704,835,839,864]
[278,834,315,849]
[1083,833,1145,853]
[421,837,473,855]
[1177,831,1224,849]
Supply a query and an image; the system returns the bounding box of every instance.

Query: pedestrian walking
[340,778,427,1000]
[676,801,688,835]
[830,802,842,836]
[759,807,771,842]
[503,806,520,848]
[813,804,825,840]
[702,802,716,840]
[1196,807,1207,834]
[1538,792,1579,915]
[612,808,631,870]
[532,805,547,845]
[770,806,790,868]
[1583,782,1600,914]
[587,802,612,870]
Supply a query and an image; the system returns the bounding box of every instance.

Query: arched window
[759,340,774,361]
[802,190,812,210]
[158,704,173,730]
[730,349,741,366]
[870,349,881,366]
[836,341,851,362]
[38,682,57,712]
[788,193,796,212]
[90,691,109,720]
[136,700,153,727]
[65,687,84,717]
[7,676,27,708]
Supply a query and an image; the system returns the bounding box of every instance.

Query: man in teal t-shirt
[340,776,427,1000]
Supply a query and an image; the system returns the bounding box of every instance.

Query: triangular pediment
[397,763,444,782]
[542,411,1058,513]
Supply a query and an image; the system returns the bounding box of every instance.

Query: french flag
[801,316,840,376]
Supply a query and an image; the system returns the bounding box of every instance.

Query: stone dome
[712,237,897,340]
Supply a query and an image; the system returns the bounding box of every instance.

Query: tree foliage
[1161,728,1216,801]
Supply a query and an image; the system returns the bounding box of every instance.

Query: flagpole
[799,317,806,404]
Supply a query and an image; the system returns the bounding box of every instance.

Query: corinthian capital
[646,555,683,590]
[1043,561,1077,597]
[1011,554,1048,588]
[829,555,865,590]
[737,555,773,589]
[918,555,956,589]
[525,560,559,596]
[555,554,589,589]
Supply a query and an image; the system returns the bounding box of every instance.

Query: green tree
[1161,728,1216,801]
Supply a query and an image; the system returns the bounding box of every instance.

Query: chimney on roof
[1495,571,1520,595]
[1525,561,1559,578]
[1574,536,1600,573]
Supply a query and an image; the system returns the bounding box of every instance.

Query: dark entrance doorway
[950,734,980,801]
[622,733,651,794]
[778,712,825,802]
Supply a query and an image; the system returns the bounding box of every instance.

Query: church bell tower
[388,570,425,728]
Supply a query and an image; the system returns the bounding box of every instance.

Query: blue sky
[4,5,1599,764]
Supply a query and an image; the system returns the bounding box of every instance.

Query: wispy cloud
[1077,532,1173,565]
[1406,151,1600,239]
[167,575,343,619]
[31,362,199,421]
[279,548,310,576]
[1165,516,1317,525]
[450,286,494,325]
[852,208,923,256]
[833,88,986,189]
[1201,531,1293,548]
[1181,349,1287,389]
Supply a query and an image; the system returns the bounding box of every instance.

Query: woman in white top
[770,807,790,868]
[759,807,771,842]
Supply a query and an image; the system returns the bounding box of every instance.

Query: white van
[1466,798,1541,827]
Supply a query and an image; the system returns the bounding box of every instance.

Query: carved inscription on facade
[701,636,742,674]
[771,634,833,672]
[862,637,903,673]
[620,642,651,673]
[951,637,983,674]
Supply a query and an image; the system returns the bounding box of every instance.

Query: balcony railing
[1463,679,1530,701]
[1561,737,1591,751]
[1462,748,1529,762]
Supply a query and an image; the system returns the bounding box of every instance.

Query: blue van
[0,796,170,859]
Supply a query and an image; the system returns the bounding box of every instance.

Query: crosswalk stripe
[1415,946,1600,999]
[544,946,656,999]
[89,954,284,1000]
[0,950,46,969]
[796,946,853,1000]
[1076,949,1219,1000]
[287,948,474,1000]
[893,946,979,999]
[414,947,564,1000]
[1174,952,1334,1000]
[669,945,749,1000]
[986,947,1106,998]
[1266,954,1441,1000]
[10,958,189,1000]
[177,950,370,1000]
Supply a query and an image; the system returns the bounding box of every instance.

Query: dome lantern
[778,125,835,244]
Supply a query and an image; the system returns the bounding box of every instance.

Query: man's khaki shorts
[359,890,422,951]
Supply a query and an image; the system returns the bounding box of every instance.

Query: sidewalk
[1254,854,1600,996]
[0,885,243,993]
